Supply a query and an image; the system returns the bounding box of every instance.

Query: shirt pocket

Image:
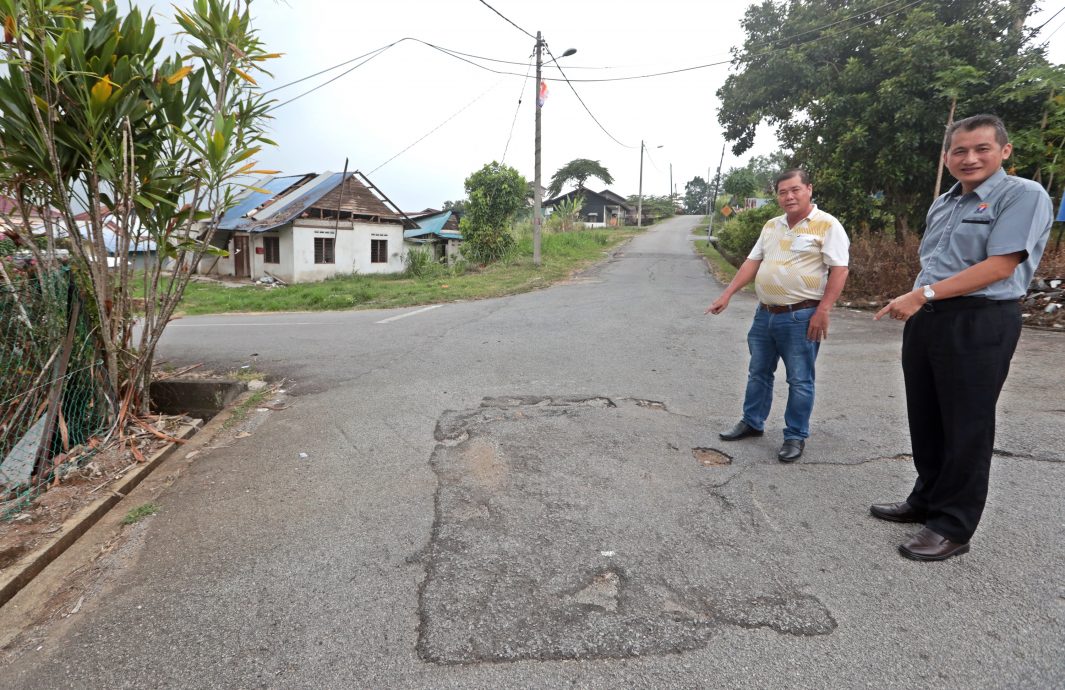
[790,234,820,253]
[949,219,992,263]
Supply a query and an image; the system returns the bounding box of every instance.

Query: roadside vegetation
[174,226,640,315]
[122,503,160,525]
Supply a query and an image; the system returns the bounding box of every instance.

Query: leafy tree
[932,64,987,196]
[626,194,675,223]
[0,0,274,414]
[721,153,790,200]
[459,162,527,263]
[717,0,1051,234]
[998,64,1065,192]
[722,167,758,199]
[547,158,614,198]
[683,176,710,214]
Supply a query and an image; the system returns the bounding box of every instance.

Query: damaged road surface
[5,216,1063,688]
[419,396,834,664]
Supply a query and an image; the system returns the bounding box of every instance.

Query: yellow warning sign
[721,205,733,217]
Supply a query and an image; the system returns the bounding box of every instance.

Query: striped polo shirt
[747,205,850,306]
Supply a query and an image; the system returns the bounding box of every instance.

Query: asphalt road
[6,216,1064,688]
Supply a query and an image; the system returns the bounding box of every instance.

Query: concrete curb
[0,421,201,609]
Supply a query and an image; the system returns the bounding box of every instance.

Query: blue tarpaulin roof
[404,211,462,241]
[218,175,308,230]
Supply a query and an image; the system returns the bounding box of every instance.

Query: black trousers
[900,298,1022,543]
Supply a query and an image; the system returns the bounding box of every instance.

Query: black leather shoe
[719,421,764,441]
[898,527,970,561]
[870,501,926,523]
[777,439,804,462]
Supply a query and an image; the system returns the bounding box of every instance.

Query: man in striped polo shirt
[706,169,850,462]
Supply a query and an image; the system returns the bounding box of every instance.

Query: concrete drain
[693,447,732,466]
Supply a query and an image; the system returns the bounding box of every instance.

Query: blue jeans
[741,306,820,440]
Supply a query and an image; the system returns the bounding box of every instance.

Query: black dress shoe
[870,501,926,523]
[898,527,970,561]
[719,421,763,441]
[777,439,804,462]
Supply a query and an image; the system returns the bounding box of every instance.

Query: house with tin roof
[402,209,463,264]
[198,171,418,283]
[542,188,635,228]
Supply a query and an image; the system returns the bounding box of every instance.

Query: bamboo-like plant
[0,0,276,419]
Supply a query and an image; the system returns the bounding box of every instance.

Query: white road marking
[376,305,442,324]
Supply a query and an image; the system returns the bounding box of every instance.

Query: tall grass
[843,232,922,302]
[174,226,635,315]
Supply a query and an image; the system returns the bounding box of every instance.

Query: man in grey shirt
[873,114,1053,561]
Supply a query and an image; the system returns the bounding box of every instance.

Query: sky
[158,0,1065,211]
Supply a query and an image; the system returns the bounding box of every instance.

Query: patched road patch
[417,396,835,664]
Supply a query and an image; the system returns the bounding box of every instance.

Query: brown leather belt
[760,299,821,314]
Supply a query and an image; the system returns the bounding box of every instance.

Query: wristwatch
[921,285,936,301]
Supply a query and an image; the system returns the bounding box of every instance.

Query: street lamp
[637,141,662,228]
[532,37,576,266]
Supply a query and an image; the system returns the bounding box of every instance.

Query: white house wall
[250,231,293,282]
[196,221,406,283]
[290,220,406,282]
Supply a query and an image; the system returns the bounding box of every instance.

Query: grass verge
[122,502,159,525]
[223,387,271,429]
[694,239,741,286]
[171,228,640,315]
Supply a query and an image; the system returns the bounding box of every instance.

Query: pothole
[693,447,732,466]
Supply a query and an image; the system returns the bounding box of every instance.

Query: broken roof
[404,211,462,241]
[218,171,416,233]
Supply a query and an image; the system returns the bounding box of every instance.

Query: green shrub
[404,246,441,279]
[715,203,780,262]
[447,257,469,277]
[460,162,526,264]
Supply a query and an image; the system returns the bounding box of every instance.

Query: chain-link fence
[1,267,114,519]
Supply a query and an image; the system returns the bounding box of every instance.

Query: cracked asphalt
[4,216,1064,688]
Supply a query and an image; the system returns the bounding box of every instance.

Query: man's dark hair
[775,168,811,191]
[944,114,1010,150]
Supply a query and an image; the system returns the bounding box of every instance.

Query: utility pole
[531,37,576,263]
[532,31,543,266]
[707,141,726,239]
[669,162,673,208]
[705,166,711,216]
[637,140,644,227]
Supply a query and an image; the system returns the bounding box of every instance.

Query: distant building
[403,209,463,264]
[543,188,636,228]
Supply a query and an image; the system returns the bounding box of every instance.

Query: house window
[314,237,335,264]
[371,239,387,264]
[263,236,280,264]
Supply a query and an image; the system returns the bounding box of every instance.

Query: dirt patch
[0,415,192,569]
[461,439,505,490]
[693,447,732,466]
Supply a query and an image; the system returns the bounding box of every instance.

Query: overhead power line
[543,44,634,149]
[474,0,535,40]
[270,43,394,110]
[263,0,927,99]
[369,79,504,174]
[1033,4,1065,32]
[501,57,534,163]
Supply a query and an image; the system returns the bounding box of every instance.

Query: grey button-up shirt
[914,168,1053,300]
